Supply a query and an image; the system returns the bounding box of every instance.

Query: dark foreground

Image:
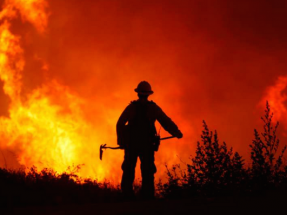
[2,103,287,214]
[4,193,287,215]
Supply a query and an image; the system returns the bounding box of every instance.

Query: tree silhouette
[250,101,287,185]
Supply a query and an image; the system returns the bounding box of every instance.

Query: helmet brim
[135,89,154,95]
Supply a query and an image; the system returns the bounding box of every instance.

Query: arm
[156,105,183,138]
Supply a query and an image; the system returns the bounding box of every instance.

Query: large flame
[0,0,112,181]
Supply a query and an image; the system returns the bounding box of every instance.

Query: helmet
[134,81,154,95]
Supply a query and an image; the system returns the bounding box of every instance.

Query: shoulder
[149,100,157,107]
[127,100,160,109]
[130,100,138,105]
[150,100,160,106]
[128,100,138,108]
[121,101,136,113]
[148,100,161,111]
[125,100,139,110]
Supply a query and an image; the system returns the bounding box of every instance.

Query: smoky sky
[1,0,287,161]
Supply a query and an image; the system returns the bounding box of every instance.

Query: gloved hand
[175,130,183,139]
[119,145,125,149]
[117,139,126,149]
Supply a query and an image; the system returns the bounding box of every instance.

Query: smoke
[0,0,287,181]
[46,0,287,150]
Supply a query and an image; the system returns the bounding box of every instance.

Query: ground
[3,194,287,215]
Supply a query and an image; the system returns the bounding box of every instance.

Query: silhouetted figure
[117,81,183,199]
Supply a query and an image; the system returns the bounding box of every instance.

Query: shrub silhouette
[190,121,245,190]
[159,121,245,198]
[156,164,188,198]
[250,101,287,186]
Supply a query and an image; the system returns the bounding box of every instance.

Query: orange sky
[0,0,287,182]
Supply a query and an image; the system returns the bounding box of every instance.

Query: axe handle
[160,136,176,141]
[102,146,122,150]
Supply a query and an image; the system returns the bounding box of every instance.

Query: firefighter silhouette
[117,81,183,199]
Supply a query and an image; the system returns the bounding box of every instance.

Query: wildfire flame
[0,0,115,181]
[261,76,287,127]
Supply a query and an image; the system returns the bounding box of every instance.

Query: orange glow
[0,0,193,182]
[0,0,116,181]
[261,76,287,128]
[0,0,286,183]
[0,21,23,100]
[1,0,48,33]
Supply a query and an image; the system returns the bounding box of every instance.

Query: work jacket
[116,100,180,149]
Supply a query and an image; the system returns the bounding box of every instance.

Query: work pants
[121,147,157,198]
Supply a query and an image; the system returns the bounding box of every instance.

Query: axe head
[100,144,106,160]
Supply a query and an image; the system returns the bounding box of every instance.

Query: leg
[139,149,157,199]
[121,149,138,198]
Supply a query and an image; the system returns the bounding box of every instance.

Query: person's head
[134,81,153,100]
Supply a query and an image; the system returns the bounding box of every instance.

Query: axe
[100,144,122,160]
[100,136,176,160]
